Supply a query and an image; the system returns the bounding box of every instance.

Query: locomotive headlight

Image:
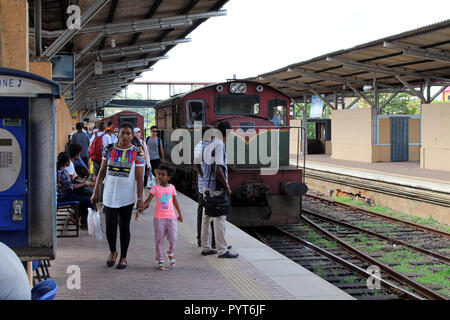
[256,85,264,92]
[229,82,247,94]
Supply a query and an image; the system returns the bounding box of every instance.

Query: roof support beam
[42,0,111,59]
[101,56,168,71]
[75,32,105,64]
[291,67,392,88]
[430,85,448,103]
[259,76,330,92]
[34,0,42,56]
[347,84,375,108]
[394,75,427,103]
[326,57,450,82]
[35,11,226,38]
[88,38,191,59]
[383,42,450,64]
[379,91,400,112]
[345,97,360,109]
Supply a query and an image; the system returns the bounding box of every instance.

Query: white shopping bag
[147,171,156,189]
[87,208,95,236]
[87,208,102,241]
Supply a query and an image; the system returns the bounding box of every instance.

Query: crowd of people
[56,119,237,273]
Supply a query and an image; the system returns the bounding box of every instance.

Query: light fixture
[363,85,373,92]
[229,82,247,94]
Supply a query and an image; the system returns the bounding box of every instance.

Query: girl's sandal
[167,252,176,266]
[156,261,165,270]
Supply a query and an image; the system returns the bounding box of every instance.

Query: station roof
[28,0,228,112]
[247,19,450,105]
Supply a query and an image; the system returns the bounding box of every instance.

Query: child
[136,163,183,270]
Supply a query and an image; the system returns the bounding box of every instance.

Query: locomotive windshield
[268,99,287,126]
[214,95,260,115]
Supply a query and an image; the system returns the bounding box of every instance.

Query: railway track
[247,220,448,300]
[302,194,450,259]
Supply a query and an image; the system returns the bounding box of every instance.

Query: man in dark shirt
[71,122,90,167]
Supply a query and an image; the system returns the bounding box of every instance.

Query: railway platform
[292,154,450,224]
[49,192,354,300]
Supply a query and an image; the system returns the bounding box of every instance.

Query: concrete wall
[421,103,450,171]
[0,0,29,71]
[332,108,372,162]
[290,119,303,155]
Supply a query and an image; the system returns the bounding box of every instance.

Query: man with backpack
[89,122,111,177]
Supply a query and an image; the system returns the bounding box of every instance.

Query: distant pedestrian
[146,126,164,177]
[133,127,151,186]
[89,122,111,177]
[91,122,144,270]
[110,128,119,144]
[71,122,90,166]
[138,163,182,270]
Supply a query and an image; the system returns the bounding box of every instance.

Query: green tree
[358,92,421,115]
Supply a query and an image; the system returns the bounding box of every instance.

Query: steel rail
[298,214,448,300]
[305,193,450,239]
[274,227,423,300]
[301,208,450,264]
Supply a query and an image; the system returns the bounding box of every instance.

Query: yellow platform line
[178,222,274,300]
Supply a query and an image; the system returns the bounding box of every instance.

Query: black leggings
[104,204,134,258]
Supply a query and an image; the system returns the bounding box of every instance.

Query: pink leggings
[154,218,178,261]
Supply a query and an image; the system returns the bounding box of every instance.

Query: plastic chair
[31,280,58,300]
[57,201,80,237]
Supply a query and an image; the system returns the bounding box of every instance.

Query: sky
[138,0,449,84]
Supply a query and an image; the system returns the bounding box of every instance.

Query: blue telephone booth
[0,68,60,260]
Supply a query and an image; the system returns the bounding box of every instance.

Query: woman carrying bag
[91,122,145,270]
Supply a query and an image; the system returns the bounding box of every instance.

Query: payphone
[0,68,60,260]
[0,117,27,235]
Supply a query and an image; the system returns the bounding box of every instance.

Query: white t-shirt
[102,145,145,208]
[64,161,77,179]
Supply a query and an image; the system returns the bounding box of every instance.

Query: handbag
[203,161,230,217]
[204,190,230,217]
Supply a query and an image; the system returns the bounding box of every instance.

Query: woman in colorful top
[57,151,95,229]
[137,163,183,270]
[91,122,145,270]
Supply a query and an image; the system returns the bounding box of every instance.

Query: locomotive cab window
[268,99,287,126]
[214,95,260,115]
[186,99,205,128]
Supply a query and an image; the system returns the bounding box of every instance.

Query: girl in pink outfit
[136,163,183,270]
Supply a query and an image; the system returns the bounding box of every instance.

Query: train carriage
[96,110,144,133]
[155,80,306,227]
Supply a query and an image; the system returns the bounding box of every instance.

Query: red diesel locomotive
[155,80,306,227]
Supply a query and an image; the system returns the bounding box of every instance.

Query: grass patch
[378,248,422,264]
[331,196,450,233]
